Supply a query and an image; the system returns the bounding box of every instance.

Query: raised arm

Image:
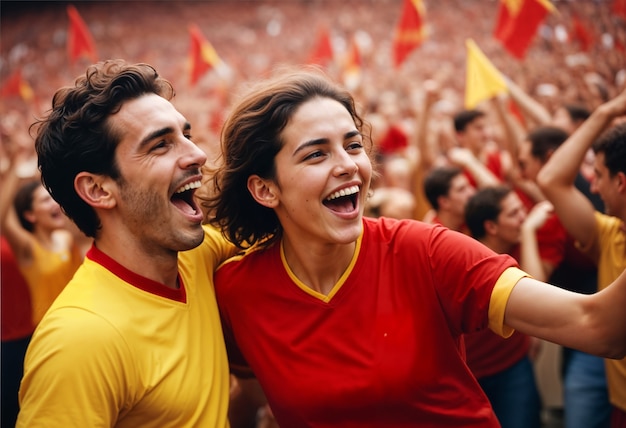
[519,201,556,282]
[0,146,37,264]
[505,78,552,127]
[505,271,626,359]
[537,87,626,250]
[411,80,441,171]
[447,147,500,188]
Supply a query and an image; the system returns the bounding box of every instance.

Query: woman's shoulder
[363,216,442,235]
[363,216,475,250]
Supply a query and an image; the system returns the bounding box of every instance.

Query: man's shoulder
[179,225,237,267]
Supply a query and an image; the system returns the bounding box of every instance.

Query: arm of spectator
[447,147,500,188]
[537,87,626,250]
[411,79,441,171]
[491,94,546,205]
[491,94,527,160]
[520,201,554,282]
[505,77,552,126]
[0,145,36,264]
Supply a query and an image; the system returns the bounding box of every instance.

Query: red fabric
[571,15,593,52]
[377,123,408,155]
[613,0,626,21]
[343,36,362,74]
[1,236,34,341]
[465,330,530,379]
[86,244,187,303]
[393,0,426,68]
[307,26,333,66]
[465,213,566,378]
[188,24,219,86]
[534,213,567,266]
[67,5,97,63]
[0,68,32,101]
[493,0,551,59]
[508,98,526,127]
[216,217,518,426]
[610,404,626,428]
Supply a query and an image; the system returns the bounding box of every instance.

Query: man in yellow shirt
[17,60,233,427]
[538,87,626,427]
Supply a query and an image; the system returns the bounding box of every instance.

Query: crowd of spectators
[2,1,625,427]
[1,0,625,159]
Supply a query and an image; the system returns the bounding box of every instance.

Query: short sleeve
[488,267,530,337]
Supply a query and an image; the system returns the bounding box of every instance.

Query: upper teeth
[326,185,359,201]
[175,180,202,194]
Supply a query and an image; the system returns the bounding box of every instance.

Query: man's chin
[177,230,206,252]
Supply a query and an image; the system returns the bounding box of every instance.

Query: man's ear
[74,172,116,209]
[484,219,498,236]
[438,195,450,211]
[617,171,626,194]
[247,175,278,208]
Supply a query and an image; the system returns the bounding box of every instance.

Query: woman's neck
[281,237,356,296]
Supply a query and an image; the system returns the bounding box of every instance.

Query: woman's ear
[247,175,278,208]
[22,209,36,225]
[74,172,117,209]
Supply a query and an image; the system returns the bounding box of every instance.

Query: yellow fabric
[464,38,508,109]
[18,226,234,427]
[488,266,530,337]
[19,240,82,326]
[588,212,626,412]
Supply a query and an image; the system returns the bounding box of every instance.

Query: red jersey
[216,217,522,427]
[1,236,34,341]
[464,212,567,378]
[464,150,535,211]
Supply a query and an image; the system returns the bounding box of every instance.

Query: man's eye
[151,140,169,151]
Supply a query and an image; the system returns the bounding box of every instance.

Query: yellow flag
[464,39,507,109]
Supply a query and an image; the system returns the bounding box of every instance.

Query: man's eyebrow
[139,122,191,148]
[139,127,174,148]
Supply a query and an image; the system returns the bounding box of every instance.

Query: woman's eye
[304,151,324,161]
[347,141,363,151]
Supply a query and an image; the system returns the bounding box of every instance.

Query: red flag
[613,0,626,20]
[494,0,555,59]
[0,68,34,102]
[570,15,593,52]
[188,24,222,86]
[392,0,427,68]
[307,26,334,66]
[67,5,97,64]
